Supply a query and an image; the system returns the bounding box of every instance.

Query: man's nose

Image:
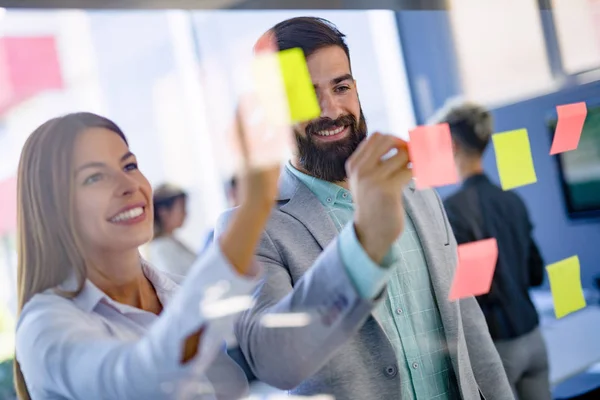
[318,92,344,121]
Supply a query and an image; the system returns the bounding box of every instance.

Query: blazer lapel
[277,167,338,250]
[403,182,460,351]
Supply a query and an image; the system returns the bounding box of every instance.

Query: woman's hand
[219,94,285,277]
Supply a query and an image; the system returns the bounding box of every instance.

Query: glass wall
[0,8,413,373]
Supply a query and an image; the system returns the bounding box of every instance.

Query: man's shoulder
[216,203,300,236]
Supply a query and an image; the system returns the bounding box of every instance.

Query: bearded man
[217,16,512,400]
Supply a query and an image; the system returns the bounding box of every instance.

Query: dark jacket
[444,174,544,341]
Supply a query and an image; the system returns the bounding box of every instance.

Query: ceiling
[0,0,448,10]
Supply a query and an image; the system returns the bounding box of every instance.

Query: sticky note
[546,255,586,319]
[252,52,291,127]
[277,48,321,123]
[550,102,587,155]
[253,31,278,54]
[408,123,458,190]
[449,238,498,301]
[235,91,294,170]
[492,129,537,190]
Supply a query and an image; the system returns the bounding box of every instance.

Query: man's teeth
[111,207,144,222]
[317,126,345,137]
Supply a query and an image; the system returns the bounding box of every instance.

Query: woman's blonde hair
[13,112,128,399]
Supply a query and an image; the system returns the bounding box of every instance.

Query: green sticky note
[546,255,587,319]
[492,129,538,190]
[278,48,321,123]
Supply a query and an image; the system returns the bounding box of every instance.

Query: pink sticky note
[550,102,587,155]
[408,123,458,190]
[449,238,498,301]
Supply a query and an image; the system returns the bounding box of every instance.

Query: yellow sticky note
[252,52,291,127]
[492,129,537,190]
[546,255,586,319]
[278,48,321,123]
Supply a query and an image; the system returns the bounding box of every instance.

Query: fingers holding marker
[348,133,408,173]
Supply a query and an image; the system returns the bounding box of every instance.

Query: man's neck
[290,158,350,190]
[458,158,484,181]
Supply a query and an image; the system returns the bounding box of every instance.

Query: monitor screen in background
[550,105,600,218]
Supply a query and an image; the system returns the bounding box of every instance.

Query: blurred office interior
[1,1,600,398]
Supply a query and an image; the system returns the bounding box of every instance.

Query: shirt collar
[285,162,353,206]
[60,259,179,314]
[463,173,490,188]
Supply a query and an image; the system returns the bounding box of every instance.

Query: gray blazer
[216,167,512,400]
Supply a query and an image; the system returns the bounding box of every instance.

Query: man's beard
[295,110,367,182]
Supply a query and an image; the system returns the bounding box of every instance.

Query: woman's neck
[86,249,162,314]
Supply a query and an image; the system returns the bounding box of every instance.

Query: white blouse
[16,245,258,399]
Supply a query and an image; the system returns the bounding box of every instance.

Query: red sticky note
[408,123,458,190]
[550,102,587,155]
[253,31,278,54]
[449,238,498,301]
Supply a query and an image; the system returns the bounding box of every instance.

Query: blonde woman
[13,112,279,399]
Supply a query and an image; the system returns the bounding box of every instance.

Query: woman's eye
[124,162,138,172]
[83,173,103,185]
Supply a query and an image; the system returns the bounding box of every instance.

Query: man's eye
[124,162,138,172]
[335,86,350,93]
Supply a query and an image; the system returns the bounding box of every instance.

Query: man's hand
[346,133,412,264]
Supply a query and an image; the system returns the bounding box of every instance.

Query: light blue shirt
[287,163,460,399]
[16,245,258,400]
[284,165,393,299]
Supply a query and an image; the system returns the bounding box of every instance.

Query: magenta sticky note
[449,238,498,301]
[550,102,587,155]
[408,123,459,190]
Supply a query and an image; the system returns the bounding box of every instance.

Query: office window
[551,0,600,74]
[448,0,554,105]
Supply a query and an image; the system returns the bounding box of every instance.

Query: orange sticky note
[550,102,587,155]
[449,238,498,301]
[408,123,458,190]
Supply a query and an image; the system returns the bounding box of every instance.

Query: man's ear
[156,206,168,220]
[451,140,459,155]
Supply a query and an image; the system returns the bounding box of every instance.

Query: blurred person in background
[225,177,240,209]
[432,100,550,400]
[13,111,280,400]
[217,17,511,400]
[148,183,196,276]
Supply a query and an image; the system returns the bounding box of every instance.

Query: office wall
[398,11,600,288]
[486,82,600,289]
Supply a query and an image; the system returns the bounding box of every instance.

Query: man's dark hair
[271,17,350,63]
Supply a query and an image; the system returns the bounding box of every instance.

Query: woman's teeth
[317,126,345,137]
[111,207,144,222]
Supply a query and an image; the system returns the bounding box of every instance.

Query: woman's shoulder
[17,291,94,335]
